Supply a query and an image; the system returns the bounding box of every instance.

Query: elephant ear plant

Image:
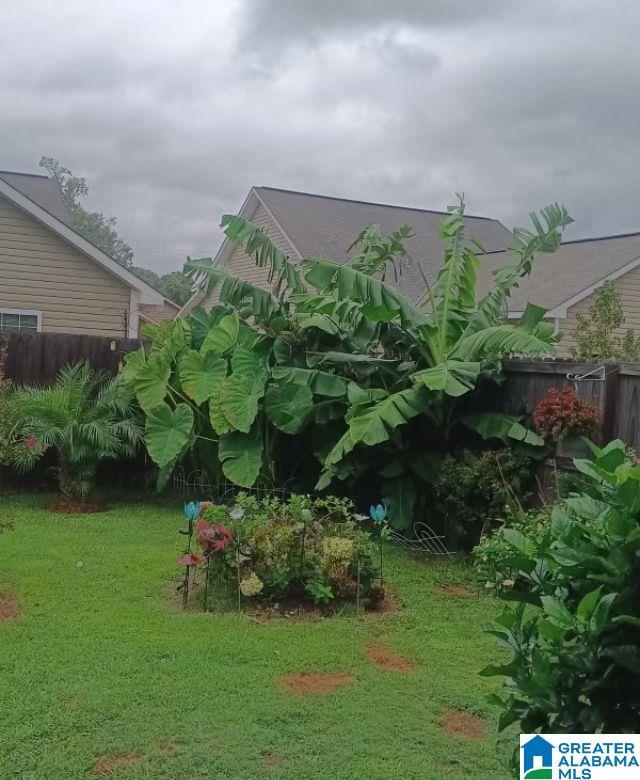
[6,362,143,505]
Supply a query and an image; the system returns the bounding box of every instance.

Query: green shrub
[483,439,640,739]
[430,449,536,550]
[472,509,551,594]
[195,493,382,608]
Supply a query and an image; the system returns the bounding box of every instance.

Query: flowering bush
[533,386,599,441]
[193,493,381,609]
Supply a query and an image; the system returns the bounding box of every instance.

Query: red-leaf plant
[196,519,234,553]
[533,386,599,442]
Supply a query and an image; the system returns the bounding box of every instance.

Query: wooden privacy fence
[498,359,640,449]
[0,332,141,386]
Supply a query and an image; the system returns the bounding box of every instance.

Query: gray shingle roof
[477,232,640,313]
[0,170,71,224]
[255,187,512,302]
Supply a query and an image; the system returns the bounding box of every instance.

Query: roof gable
[255,187,511,303]
[0,170,71,224]
[0,175,163,304]
[478,231,640,316]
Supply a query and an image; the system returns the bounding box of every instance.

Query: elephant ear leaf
[201,312,239,355]
[145,402,194,467]
[265,380,313,434]
[134,355,171,412]
[381,476,416,531]
[414,360,480,398]
[209,381,232,435]
[179,350,227,405]
[218,429,263,487]
[121,347,146,383]
[219,375,259,432]
[230,347,269,396]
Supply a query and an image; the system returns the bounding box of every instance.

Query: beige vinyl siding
[0,195,131,336]
[198,201,297,311]
[557,266,640,356]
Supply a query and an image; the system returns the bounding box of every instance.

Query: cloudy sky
[2,1,640,273]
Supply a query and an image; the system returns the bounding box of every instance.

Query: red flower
[178,553,202,567]
[25,435,37,451]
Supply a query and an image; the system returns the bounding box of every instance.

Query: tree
[571,280,640,360]
[39,156,134,268]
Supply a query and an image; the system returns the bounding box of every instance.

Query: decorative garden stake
[370,503,388,584]
[178,501,201,607]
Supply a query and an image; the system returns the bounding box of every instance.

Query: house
[478,231,640,355]
[180,186,640,357]
[179,186,511,314]
[139,298,181,327]
[0,170,164,338]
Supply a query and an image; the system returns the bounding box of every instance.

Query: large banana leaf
[451,323,557,362]
[178,350,227,405]
[218,428,263,487]
[185,264,285,325]
[145,402,194,467]
[220,214,306,296]
[133,355,171,413]
[323,386,426,470]
[304,260,428,328]
[271,366,347,397]
[201,312,239,355]
[462,412,544,446]
[265,380,314,434]
[413,360,481,397]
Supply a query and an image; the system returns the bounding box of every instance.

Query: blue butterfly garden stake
[370,503,389,584]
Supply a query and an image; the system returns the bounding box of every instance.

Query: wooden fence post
[600,365,620,445]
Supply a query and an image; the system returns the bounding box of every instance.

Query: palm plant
[8,362,143,499]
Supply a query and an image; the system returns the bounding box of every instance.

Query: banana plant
[133,196,571,531]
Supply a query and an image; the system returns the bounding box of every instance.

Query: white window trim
[0,308,43,332]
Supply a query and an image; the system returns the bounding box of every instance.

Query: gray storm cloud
[1,0,639,273]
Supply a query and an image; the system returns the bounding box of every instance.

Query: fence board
[499,359,638,447]
[0,332,140,386]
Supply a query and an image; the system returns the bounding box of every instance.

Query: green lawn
[0,495,512,779]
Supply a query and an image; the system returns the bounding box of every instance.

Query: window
[0,309,42,333]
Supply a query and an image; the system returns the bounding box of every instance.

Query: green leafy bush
[472,509,551,594]
[195,494,382,608]
[483,439,640,737]
[430,449,537,550]
[6,363,143,499]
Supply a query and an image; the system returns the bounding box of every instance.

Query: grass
[0,494,512,779]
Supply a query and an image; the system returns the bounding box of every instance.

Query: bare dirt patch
[262,751,284,768]
[0,592,20,623]
[437,584,475,599]
[91,751,145,776]
[364,643,416,673]
[279,672,353,696]
[440,708,486,740]
[45,498,109,515]
[46,498,109,515]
